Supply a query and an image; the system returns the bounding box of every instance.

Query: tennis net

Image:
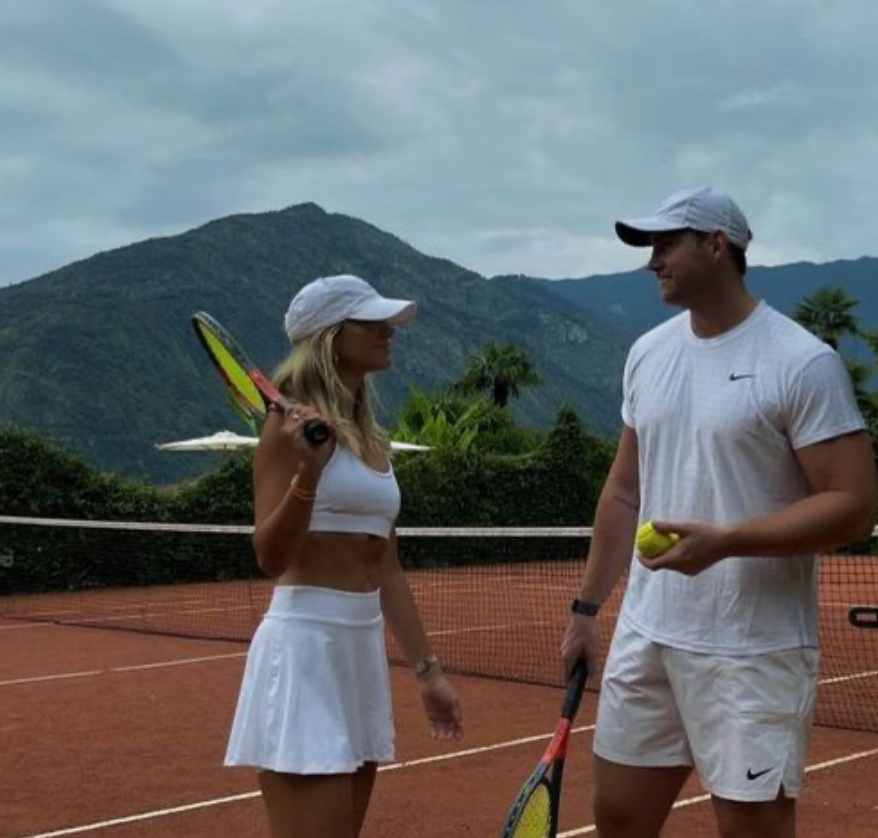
[1,516,876,732]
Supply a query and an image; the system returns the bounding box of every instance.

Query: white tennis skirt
[224,585,395,774]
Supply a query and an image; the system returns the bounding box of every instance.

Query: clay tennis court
[2,558,877,838]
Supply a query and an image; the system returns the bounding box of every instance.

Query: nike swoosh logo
[746,767,773,780]
[729,373,756,381]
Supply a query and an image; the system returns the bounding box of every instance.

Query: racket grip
[303,419,330,447]
[563,659,588,720]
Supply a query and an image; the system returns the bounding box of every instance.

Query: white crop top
[309,443,400,538]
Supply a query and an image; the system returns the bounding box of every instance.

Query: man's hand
[560,613,602,681]
[638,520,730,576]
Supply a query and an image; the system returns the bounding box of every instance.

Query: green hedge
[0,412,614,588]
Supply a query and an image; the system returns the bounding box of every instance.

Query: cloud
[1,0,877,286]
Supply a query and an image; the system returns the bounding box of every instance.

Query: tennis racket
[499,659,588,838]
[192,312,330,447]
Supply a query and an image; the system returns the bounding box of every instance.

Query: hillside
[0,204,630,482]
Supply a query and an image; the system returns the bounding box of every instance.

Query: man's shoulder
[757,305,835,361]
[630,311,689,355]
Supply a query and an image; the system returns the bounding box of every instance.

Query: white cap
[615,187,752,251]
[284,274,417,343]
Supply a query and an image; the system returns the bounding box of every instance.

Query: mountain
[501,257,878,362]
[0,204,631,483]
[3,204,875,485]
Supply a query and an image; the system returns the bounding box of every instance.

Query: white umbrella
[155,431,258,452]
[157,431,431,453]
[390,441,432,452]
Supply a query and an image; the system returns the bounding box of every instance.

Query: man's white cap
[615,187,752,251]
[284,274,417,343]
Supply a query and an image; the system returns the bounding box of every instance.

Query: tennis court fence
[1,516,876,733]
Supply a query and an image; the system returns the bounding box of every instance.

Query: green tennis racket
[192,312,329,446]
[499,660,587,838]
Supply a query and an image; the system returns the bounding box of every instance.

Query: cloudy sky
[2,0,877,288]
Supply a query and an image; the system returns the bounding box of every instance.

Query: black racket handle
[562,659,588,720]
[270,401,330,448]
[303,419,331,447]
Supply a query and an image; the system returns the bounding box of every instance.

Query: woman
[225,274,463,838]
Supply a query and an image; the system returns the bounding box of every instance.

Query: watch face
[573,599,599,616]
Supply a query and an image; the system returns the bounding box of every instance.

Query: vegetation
[792,286,878,438]
[0,202,629,483]
[451,341,543,408]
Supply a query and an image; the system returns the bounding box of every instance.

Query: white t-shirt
[619,301,866,655]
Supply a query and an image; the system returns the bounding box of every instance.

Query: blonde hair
[273,324,390,459]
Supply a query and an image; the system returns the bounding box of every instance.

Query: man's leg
[666,647,817,838]
[711,791,795,838]
[592,621,695,837]
[593,756,691,838]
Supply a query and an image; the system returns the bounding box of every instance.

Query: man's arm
[577,425,641,602]
[643,431,877,574]
[560,425,640,675]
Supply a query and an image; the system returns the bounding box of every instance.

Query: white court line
[0,622,57,631]
[7,725,595,838]
[819,669,878,686]
[557,746,878,837]
[0,652,246,687]
[380,724,594,772]
[3,604,253,625]
[427,621,552,638]
[10,733,878,838]
[3,645,876,690]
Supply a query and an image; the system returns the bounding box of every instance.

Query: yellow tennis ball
[636,521,679,558]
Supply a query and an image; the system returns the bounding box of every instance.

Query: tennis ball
[636,521,679,558]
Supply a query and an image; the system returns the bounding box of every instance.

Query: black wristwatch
[571,598,601,617]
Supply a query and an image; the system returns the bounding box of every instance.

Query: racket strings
[197,323,264,412]
[510,782,552,838]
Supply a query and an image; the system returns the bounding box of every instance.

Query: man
[561,187,876,838]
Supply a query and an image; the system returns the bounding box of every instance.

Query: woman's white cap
[284,274,417,343]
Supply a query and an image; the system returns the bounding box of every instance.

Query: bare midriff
[275,532,388,593]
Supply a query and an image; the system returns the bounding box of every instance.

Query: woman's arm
[378,530,437,671]
[378,531,464,740]
[252,407,333,577]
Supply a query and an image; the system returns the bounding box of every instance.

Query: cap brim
[350,297,417,327]
[615,217,682,247]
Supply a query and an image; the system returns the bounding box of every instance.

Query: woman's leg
[259,770,360,838]
[352,762,379,836]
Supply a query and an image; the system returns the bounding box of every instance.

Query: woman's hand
[418,672,464,742]
[276,404,334,476]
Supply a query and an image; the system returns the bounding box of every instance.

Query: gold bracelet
[289,474,316,502]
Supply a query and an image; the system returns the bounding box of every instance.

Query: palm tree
[792,287,860,350]
[453,341,542,408]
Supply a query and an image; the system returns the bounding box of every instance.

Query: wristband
[289,474,317,502]
[571,598,600,617]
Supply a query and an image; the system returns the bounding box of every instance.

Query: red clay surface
[2,613,877,838]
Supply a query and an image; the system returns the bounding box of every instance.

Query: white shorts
[594,617,818,802]
[224,586,395,774]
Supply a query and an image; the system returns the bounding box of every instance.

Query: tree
[392,388,487,453]
[792,287,860,350]
[792,288,878,451]
[453,341,542,408]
